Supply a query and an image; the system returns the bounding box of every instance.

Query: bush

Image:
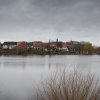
[36,69,100,100]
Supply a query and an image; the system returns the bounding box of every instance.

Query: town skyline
[0,39,99,55]
[0,38,99,46]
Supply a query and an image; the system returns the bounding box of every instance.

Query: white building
[3,42,17,49]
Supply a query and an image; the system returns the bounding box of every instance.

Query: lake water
[0,55,100,100]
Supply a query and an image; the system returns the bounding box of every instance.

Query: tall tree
[83,43,94,54]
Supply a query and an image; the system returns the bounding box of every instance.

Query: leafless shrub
[36,69,100,100]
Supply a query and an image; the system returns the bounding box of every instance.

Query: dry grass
[36,69,100,100]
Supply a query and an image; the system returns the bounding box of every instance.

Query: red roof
[17,41,28,48]
[62,42,68,48]
[33,41,44,47]
[50,42,57,48]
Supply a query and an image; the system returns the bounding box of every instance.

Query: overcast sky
[0,0,100,45]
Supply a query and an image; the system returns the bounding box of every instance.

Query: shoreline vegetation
[34,69,100,100]
[0,48,99,55]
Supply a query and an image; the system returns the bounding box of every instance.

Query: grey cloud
[30,0,78,7]
[0,0,100,45]
[0,0,15,6]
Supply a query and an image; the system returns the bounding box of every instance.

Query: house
[17,41,28,49]
[66,41,80,54]
[50,42,57,49]
[3,42,17,49]
[70,41,80,45]
[43,42,49,51]
[62,42,69,51]
[33,41,44,50]
[27,42,34,49]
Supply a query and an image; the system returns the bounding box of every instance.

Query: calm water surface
[0,55,100,100]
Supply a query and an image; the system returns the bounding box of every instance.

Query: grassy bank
[35,69,100,100]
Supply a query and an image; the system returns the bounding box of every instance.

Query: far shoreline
[0,54,99,56]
